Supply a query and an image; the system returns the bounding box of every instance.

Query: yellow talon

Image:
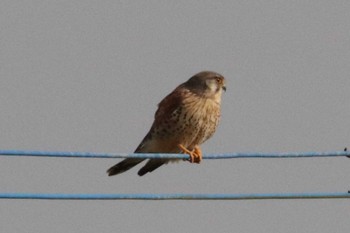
[178,144,202,163]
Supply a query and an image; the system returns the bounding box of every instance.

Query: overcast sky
[1,1,350,232]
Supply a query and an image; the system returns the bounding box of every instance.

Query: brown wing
[135,85,186,153]
[135,86,188,176]
[107,85,187,176]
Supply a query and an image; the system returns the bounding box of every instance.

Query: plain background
[1,1,350,232]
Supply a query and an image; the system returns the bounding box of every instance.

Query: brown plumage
[107,71,226,176]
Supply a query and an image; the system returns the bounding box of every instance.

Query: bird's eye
[216,78,221,83]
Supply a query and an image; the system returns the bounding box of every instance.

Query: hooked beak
[222,85,226,92]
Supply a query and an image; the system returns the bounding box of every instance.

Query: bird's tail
[107,158,144,176]
[137,160,166,176]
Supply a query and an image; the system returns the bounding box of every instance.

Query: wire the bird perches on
[0,150,349,159]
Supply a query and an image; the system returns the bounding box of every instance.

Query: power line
[0,150,349,159]
[0,192,349,200]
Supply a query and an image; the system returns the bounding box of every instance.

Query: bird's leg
[193,146,202,163]
[178,144,192,161]
[178,144,202,163]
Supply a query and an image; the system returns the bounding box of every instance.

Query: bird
[107,71,226,176]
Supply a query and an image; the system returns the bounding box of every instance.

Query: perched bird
[107,71,226,176]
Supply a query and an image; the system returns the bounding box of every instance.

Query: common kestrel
[107,71,226,176]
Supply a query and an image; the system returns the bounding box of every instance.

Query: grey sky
[1,1,350,232]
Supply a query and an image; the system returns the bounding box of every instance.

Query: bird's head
[184,71,226,100]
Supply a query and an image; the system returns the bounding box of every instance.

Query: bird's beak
[222,85,226,92]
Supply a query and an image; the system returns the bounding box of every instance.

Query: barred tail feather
[137,160,166,176]
[107,158,144,176]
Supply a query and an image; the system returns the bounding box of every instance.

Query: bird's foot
[178,144,202,163]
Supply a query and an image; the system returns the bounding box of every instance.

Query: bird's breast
[150,92,221,151]
[178,95,221,148]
